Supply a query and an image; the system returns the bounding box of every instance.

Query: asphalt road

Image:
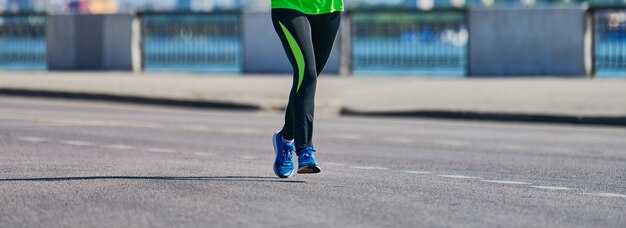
[1,96,625,228]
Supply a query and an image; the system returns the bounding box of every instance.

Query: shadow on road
[0,176,305,183]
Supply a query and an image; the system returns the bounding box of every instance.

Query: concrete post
[46,15,76,70]
[468,7,589,77]
[47,14,134,71]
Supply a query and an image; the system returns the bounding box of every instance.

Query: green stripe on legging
[279,21,305,93]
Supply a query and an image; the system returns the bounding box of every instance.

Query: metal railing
[140,12,242,73]
[594,9,626,77]
[1,9,626,77]
[0,13,46,70]
[349,10,467,76]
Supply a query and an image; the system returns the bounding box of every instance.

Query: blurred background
[0,0,625,77]
[1,2,626,226]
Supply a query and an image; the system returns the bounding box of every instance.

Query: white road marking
[182,126,212,132]
[61,140,95,146]
[105,144,135,150]
[52,119,162,128]
[324,162,345,166]
[434,140,469,147]
[192,152,213,156]
[497,144,527,150]
[602,150,625,156]
[242,156,257,160]
[438,175,479,179]
[403,171,433,174]
[17,136,49,142]
[219,128,259,135]
[351,166,388,170]
[544,147,577,154]
[531,186,572,190]
[145,148,176,153]
[382,137,413,143]
[331,134,363,140]
[584,193,626,198]
[481,180,530,185]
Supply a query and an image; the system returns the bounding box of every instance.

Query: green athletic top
[271,0,344,15]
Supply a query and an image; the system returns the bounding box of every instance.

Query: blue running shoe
[273,131,295,178]
[297,147,321,174]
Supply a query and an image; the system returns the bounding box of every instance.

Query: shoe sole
[273,131,294,178]
[297,165,321,174]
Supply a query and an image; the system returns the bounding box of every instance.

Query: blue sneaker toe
[273,131,295,178]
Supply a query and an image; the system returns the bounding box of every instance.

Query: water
[1,14,626,77]
[596,42,626,78]
[0,38,47,71]
[142,14,241,73]
[352,38,466,77]
[0,15,46,71]
[143,36,241,73]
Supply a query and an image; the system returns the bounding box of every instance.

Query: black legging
[272,9,341,153]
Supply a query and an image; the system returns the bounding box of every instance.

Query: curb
[0,88,260,111]
[2,88,625,127]
[341,109,626,127]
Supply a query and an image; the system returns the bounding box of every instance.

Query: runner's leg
[272,9,318,153]
[309,12,341,76]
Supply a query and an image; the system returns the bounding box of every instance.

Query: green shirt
[272,0,344,15]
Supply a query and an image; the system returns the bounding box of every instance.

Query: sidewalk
[1,72,626,126]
